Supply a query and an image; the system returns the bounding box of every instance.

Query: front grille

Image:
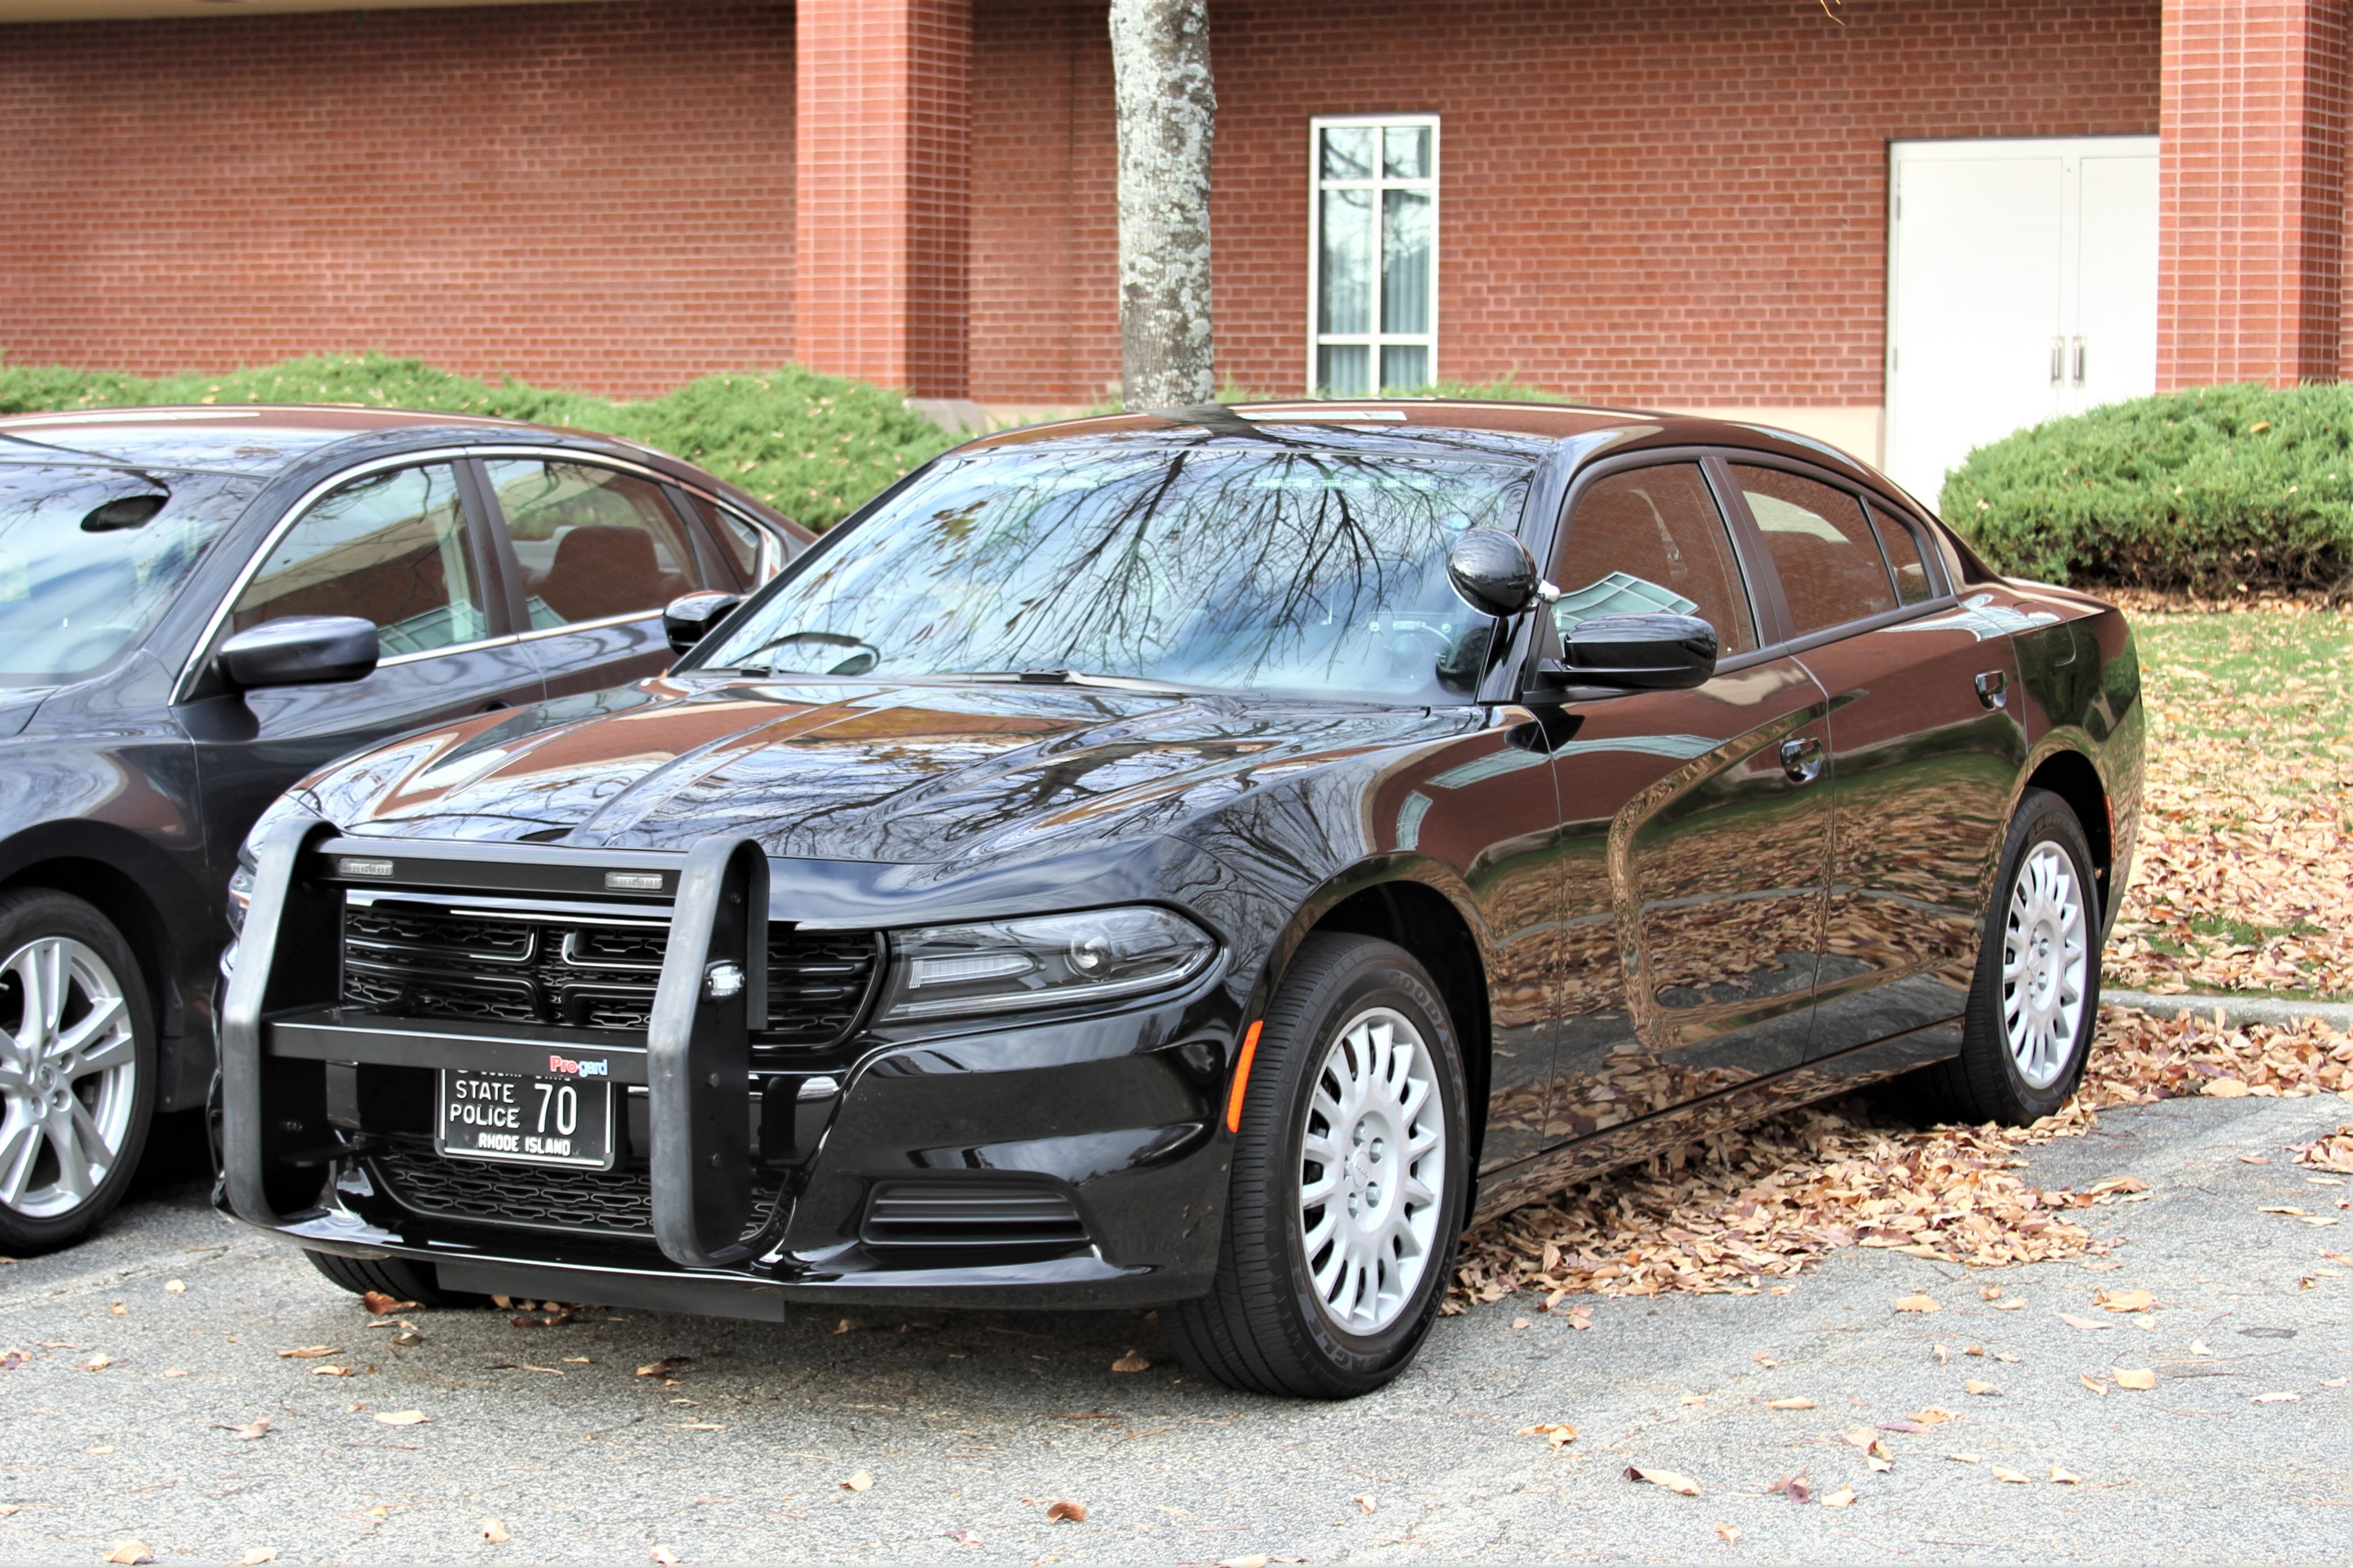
[341,898,881,1044]
[861,1180,1088,1249]
[373,1146,655,1234]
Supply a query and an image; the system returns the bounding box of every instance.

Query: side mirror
[1445,528,1544,618]
[1536,613,1719,694]
[216,615,378,690]
[663,591,744,656]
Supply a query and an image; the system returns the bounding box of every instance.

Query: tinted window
[694,444,1532,703]
[1732,466,1895,635]
[677,491,771,589]
[233,463,489,656]
[0,465,256,686]
[483,460,704,627]
[1551,463,1757,657]
[1867,500,1935,605]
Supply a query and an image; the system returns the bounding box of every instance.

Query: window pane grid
[1312,117,1437,397]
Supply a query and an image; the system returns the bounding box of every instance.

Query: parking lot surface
[2,1091,2347,1565]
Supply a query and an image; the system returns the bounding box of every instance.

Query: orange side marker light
[1224,1020,1264,1134]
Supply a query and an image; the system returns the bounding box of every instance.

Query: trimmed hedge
[1940,382,2353,592]
[0,354,959,531]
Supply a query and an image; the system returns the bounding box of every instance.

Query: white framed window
[1308,114,1438,396]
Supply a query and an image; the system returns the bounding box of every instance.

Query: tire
[1906,787,2103,1126]
[1167,933,1470,1399]
[0,890,157,1256]
[304,1248,488,1309]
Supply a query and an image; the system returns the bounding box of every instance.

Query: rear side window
[482,460,705,627]
[1731,465,1895,636]
[1551,463,1758,657]
[676,491,772,588]
[1866,500,1936,605]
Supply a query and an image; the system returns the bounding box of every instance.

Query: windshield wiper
[940,668,1227,696]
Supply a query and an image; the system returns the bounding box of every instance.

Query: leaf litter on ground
[1452,1003,2348,1309]
[2101,599,2352,1000]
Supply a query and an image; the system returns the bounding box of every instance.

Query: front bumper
[217,825,1238,1315]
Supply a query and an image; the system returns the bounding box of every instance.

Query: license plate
[436,1069,614,1170]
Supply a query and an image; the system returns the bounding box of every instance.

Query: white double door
[1884,136,2159,506]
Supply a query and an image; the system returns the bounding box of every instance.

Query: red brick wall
[972,2,1121,404]
[971,0,2164,405]
[1,1,795,399]
[795,0,972,397]
[2159,0,2347,389]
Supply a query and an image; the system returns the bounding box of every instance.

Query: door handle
[1779,736,1825,785]
[1974,670,2008,709]
[2050,336,2065,387]
[2072,336,2087,388]
[478,700,511,714]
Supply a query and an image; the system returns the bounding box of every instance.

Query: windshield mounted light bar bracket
[646,835,770,1271]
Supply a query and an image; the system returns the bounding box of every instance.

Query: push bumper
[218,823,1237,1314]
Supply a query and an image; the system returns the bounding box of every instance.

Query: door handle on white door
[2072,336,2087,387]
[2050,336,2065,387]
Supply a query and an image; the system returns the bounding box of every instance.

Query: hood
[306,676,1471,869]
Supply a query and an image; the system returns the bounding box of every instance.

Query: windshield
[0,465,257,687]
[691,442,1533,702]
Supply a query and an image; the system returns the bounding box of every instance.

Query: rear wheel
[304,1248,487,1309]
[0,891,155,1256]
[1166,934,1469,1399]
[1906,787,2102,1125]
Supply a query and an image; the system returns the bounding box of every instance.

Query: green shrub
[0,353,958,530]
[1940,382,2353,592]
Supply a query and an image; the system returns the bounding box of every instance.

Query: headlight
[225,864,256,937]
[877,907,1216,1022]
[230,788,328,936]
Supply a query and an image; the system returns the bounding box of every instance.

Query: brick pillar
[2159,1,2350,388]
[794,0,971,396]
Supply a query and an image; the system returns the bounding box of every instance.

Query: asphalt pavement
[2,1090,2347,1566]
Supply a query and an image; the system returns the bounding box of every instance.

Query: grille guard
[645,836,768,1269]
[220,827,782,1272]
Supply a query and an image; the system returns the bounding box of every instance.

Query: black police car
[216,401,2141,1398]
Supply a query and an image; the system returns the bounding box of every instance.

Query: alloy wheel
[1297,1005,1447,1334]
[0,936,139,1219]
[2000,841,2089,1090]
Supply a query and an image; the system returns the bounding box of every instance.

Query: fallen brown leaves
[2293,1126,2353,1173]
[1452,1004,2349,1308]
[1624,1465,1700,1497]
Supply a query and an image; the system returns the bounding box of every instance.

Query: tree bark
[1110,0,1216,409]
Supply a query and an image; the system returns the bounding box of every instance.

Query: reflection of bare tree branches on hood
[702,437,1535,704]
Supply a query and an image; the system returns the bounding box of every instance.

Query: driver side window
[232,462,489,657]
[1551,464,1758,658]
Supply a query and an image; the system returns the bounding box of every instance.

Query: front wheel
[0,890,156,1256]
[1909,787,2103,1125]
[1166,933,1469,1399]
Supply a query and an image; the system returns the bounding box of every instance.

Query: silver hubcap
[2001,841,2089,1090]
[0,937,138,1219]
[1298,1007,1446,1335]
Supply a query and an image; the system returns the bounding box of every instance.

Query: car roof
[953,398,1931,516]
[0,404,551,475]
[0,403,809,536]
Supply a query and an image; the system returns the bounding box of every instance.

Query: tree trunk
[1110,0,1216,409]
